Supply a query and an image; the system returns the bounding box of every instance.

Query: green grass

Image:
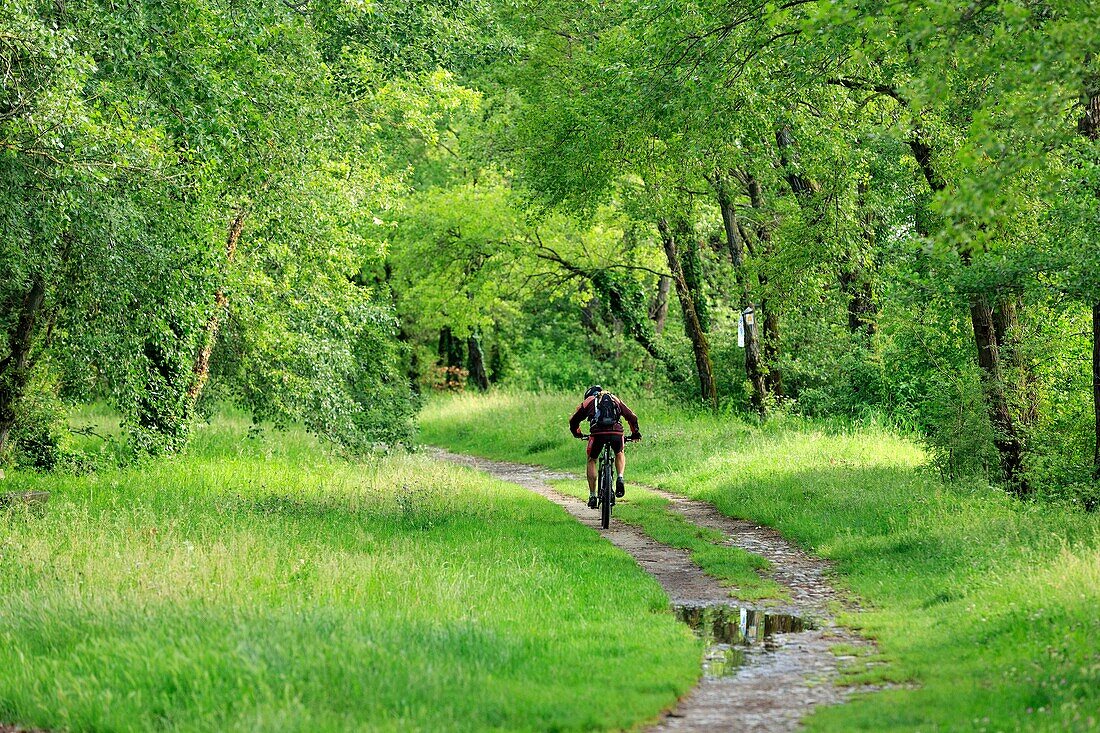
[420,391,1100,732]
[553,480,783,601]
[0,413,702,732]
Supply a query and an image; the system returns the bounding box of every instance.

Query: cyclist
[568,385,642,509]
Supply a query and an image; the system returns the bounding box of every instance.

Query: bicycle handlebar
[575,433,639,442]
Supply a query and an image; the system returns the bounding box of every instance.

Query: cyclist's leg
[613,437,626,496]
[586,436,599,507]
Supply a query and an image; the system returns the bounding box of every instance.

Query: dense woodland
[3,0,1100,505]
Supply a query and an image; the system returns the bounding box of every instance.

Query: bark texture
[649,276,671,334]
[1077,82,1100,479]
[970,294,1029,494]
[1083,86,1100,478]
[717,176,766,414]
[745,174,784,398]
[909,123,1031,491]
[438,326,465,368]
[844,180,879,339]
[1094,303,1100,479]
[677,221,710,334]
[839,270,877,338]
[908,127,948,194]
[659,218,718,408]
[188,211,246,405]
[992,298,1039,428]
[0,275,46,454]
[466,333,490,392]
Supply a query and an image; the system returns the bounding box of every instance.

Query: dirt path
[432,449,878,733]
[645,487,847,618]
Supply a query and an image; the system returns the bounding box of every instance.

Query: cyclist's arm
[568,397,593,436]
[618,400,641,436]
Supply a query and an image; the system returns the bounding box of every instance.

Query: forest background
[3,0,1100,509]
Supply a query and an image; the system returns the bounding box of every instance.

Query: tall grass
[421,391,1100,732]
[0,413,701,732]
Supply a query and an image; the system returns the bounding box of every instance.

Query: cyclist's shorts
[587,434,624,459]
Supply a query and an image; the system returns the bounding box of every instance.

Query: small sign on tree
[738,306,755,348]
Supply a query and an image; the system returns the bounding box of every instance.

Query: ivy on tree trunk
[659,218,718,409]
[0,276,45,456]
[467,333,490,392]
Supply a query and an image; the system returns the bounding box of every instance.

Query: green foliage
[8,370,67,471]
[1,0,472,458]
[3,0,1099,504]
[918,362,1002,482]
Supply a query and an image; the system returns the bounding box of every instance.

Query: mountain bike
[578,434,636,529]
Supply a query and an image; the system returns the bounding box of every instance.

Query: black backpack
[591,391,621,430]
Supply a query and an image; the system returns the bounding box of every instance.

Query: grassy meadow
[421,391,1100,732]
[0,413,701,732]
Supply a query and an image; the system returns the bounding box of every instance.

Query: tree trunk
[717,176,767,414]
[970,294,1029,494]
[992,297,1039,428]
[762,304,783,398]
[605,279,688,387]
[839,269,877,338]
[844,180,878,339]
[909,127,1032,492]
[1078,82,1100,480]
[188,211,246,405]
[467,333,489,392]
[437,326,464,368]
[745,173,784,398]
[659,218,718,408]
[649,276,671,334]
[1094,303,1100,479]
[908,125,948,194]
[0,275,46,455]
[775,125,820,198]
[677,220,710,334]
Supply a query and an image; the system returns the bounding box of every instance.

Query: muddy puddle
[675,604,812,677]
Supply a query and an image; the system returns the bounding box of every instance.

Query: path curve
[432,449,877,733]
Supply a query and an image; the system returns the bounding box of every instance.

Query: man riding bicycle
[569,385,642,509]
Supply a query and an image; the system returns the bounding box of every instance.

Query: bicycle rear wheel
[600,451,613,529]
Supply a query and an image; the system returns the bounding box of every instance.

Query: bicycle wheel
[600,450,612,529]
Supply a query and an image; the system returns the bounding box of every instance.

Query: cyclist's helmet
[584,385,602,399]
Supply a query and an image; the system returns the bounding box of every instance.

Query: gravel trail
[432,449,879,732]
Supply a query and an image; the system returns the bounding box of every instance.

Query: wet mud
[431,449,880,732]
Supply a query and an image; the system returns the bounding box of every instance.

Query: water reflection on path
[674,605,813,677]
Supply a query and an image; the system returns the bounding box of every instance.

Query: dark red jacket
[569,394,640,436]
